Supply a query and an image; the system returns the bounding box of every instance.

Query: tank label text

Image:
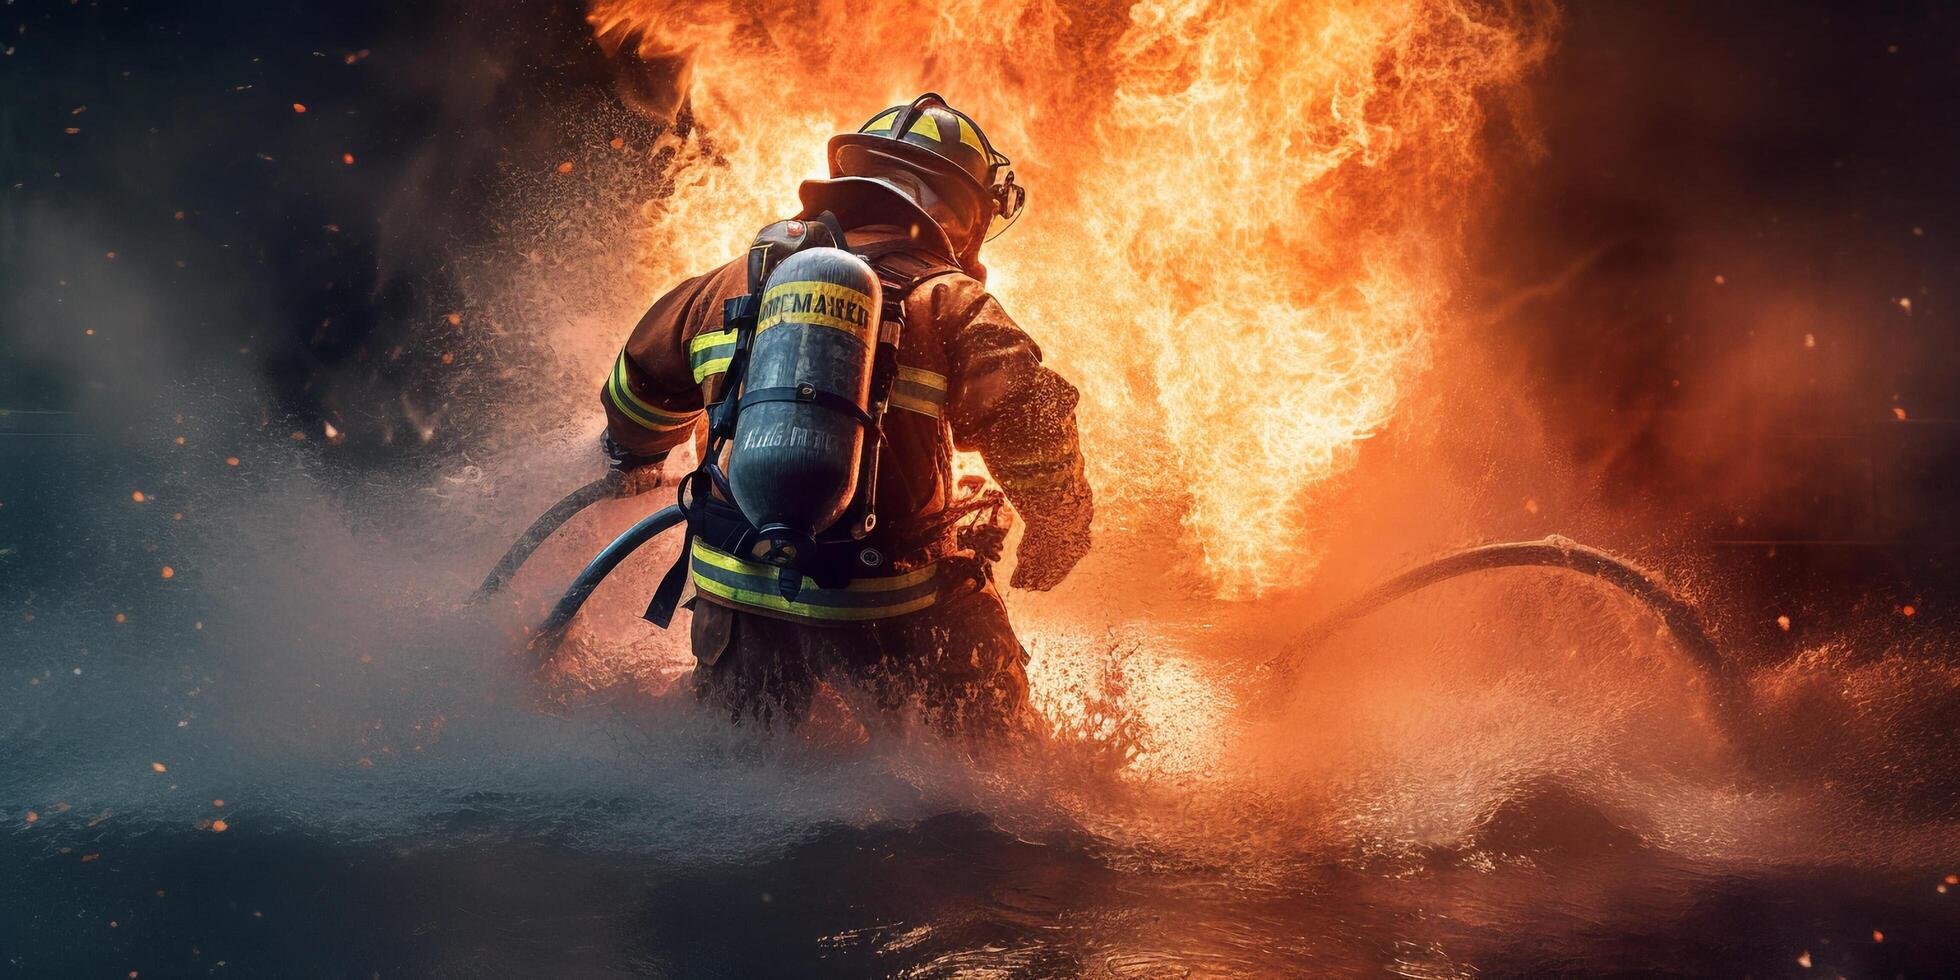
[757,280,874,340]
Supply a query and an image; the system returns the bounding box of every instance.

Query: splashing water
[9,465,1958,975]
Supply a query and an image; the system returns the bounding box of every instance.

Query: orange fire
[587,0,1553,597]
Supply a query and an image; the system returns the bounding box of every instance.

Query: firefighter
[599,94,1091,739]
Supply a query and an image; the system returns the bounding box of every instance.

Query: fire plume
[587,0,1553,596]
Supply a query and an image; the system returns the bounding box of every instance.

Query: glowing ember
[160,566,175,579]
[586,0,1553,596]
[150,762,167,773]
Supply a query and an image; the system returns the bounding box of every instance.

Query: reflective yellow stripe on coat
[687,329,738,383]
[888,365,948,419]
[608,351,696,432]
[689,539,941,621]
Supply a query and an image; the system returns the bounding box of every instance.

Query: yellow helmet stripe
[905,115,940,142]
[954,115,985,154]
[861,109,901,134]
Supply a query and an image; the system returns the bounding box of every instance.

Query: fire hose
[471,472,624,602]
[1259,535,1753,732]
[481,486,1751,730]
[485,476,1008,664]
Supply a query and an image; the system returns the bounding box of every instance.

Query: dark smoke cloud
[1454,0,1960,647]
[0,0,659,455]
[0,0,669,599]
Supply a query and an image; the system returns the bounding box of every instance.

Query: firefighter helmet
[799,94,1025,265]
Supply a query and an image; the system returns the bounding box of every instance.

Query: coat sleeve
[600,260,744,464]
[935,277,1094,539]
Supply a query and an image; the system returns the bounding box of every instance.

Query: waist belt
[688,539,944,622]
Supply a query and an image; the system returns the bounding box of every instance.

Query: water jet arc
[1263,535,1752,730]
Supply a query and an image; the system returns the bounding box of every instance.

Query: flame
[588,0,1553,596]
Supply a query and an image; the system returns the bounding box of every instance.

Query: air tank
[726,247,882,543]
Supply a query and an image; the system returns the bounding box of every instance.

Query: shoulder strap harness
[642,217,961,628]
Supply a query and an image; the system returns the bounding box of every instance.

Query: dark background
[6,0,1960,640]
[1470,1,1960,651]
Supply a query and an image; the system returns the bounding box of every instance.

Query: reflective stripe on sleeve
[608,351,697,432]
[687,328,738,383]
[888,365,948,419]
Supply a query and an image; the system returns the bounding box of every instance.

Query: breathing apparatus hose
[1261,535,1754,735]
[471,472,625,602]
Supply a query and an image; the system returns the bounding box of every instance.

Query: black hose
[471,472,623,602]
[529,504,686,665]
[1262,535,1752,731]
